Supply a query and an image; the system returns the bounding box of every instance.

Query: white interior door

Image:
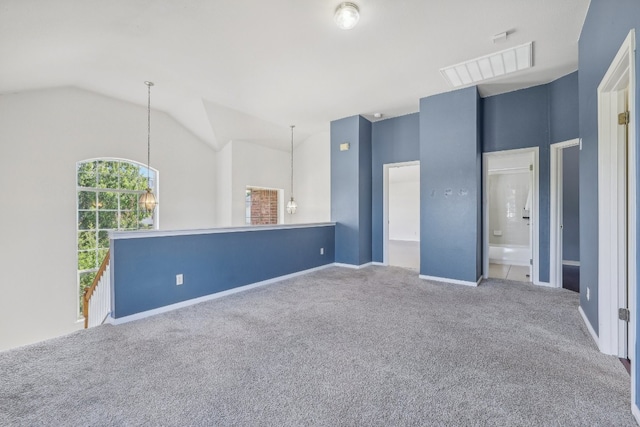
[617,88,630,358]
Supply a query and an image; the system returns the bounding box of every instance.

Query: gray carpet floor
[0,266,635,426]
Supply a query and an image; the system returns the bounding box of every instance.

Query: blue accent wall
[371,113,420,262]
[420,87,482,282]
[482,72,579,283]
[111,225,335,318]
[483,85,550,153]
[358,117,373,265]
[562,145,580,262]
[550,73,580,144]
[331,115,372,265]
[577,0,640,406]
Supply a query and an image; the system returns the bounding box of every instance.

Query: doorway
[483,148,539,283]
[383,161,420,270]
[550,139,580,292]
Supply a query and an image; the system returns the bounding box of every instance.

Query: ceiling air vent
[440,42,533,88]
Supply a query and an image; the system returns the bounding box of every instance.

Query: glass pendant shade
[139,187,157,212]
[334,2,360,30]
[287,197,297,214]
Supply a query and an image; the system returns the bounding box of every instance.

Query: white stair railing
[83,251,111,328]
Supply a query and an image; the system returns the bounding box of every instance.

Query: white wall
[291,131,331,224]
[214,132,331,227]
[0,87,217,351]
[216,142,233,226]
[388,165,420,241]
[214,140,290,227]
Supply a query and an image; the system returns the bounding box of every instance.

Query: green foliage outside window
[77,159,156,316]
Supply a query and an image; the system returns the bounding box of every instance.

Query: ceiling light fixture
[286,125,298,215]
[334,2,360,30]
[440,42,533,88]
[139,81,158,213]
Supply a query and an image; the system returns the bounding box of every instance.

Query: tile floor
[489,263,531,282]
[388,240,420,270]
[387,241,532,283]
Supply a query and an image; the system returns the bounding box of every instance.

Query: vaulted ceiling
[0,0,590,151]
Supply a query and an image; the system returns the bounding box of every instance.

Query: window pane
[78,231,97,250]
[119,162,147,191]
[120,193,138,210]
[97,191,118,210]
[137,167,156,191]
[78,211,97,230]
[137,210,153,230]
[78,250,97,270]
[98,211,118,229]
[120,211,138,229]
[98,230,109,249]
[77,162,97,187]
[78,191,96,210]
[97,160,119,189]
[97,248,109,266]
[246,187,279,225]
[79,271,97,312]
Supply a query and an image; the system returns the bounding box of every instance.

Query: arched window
[76,158,158,315]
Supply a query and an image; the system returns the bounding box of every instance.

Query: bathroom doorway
[483,148,538,283]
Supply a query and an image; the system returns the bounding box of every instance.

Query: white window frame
[76,157,159,317]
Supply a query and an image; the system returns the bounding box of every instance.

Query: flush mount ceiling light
[440,42,533,88]
[334,2,360,30]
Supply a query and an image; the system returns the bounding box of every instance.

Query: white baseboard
[334,262,373,270]
[578,305,599,347]
[109,263,334,325]
[534,281,554,288]
[371,262,385,266]
[489,260,530,267]
[419,275,481,287]
[562,260,580,267]
[632,402,640,425]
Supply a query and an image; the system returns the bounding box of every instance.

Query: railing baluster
[83,250,110,329]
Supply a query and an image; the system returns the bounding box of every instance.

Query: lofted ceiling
[0,0,590,151]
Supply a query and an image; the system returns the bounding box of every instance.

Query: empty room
[1,0,640,425]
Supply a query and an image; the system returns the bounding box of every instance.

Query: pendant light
[286,125,297,214]
[139,81,157,213]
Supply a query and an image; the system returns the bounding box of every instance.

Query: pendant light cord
[290,125,295,198]
[145,81,154,189]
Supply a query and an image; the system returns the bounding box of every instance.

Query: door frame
[482,147,539,284]
[594,29,638,422]
[550,139,580,288]
[383,160,420,265]
[597,29,636,362]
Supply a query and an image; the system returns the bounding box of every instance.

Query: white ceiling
[0,0,590,151]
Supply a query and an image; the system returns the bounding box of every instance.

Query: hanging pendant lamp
[139,81,157,213]
[286,125,297,215]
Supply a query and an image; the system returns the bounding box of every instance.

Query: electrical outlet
[176,274,183,286]
[320,248,324,255]
[586,287,590,301]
